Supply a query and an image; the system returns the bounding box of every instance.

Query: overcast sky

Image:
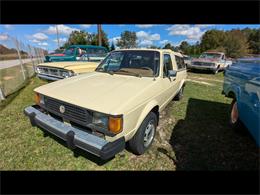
[0,24,259,52]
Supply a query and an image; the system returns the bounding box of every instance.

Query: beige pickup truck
[24,49,187,160]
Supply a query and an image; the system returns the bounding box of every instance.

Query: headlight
[36,67,41,73]
[92,112,108,128]
[92,112,123,134]
[62,70,75,78]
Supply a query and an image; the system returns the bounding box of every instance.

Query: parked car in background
[222,57,260,147]
[190,51,232,74]
[24,49,187,160]
[44,45,108,62]
[37,45,109,81]
[183,54,191,68]
[35,60,100,81]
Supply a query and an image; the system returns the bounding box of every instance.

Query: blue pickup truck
[222,57,260,147]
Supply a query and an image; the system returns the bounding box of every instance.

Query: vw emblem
[59,105,65,113]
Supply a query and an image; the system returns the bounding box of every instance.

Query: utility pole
[97,24,102,46]
[56,25,60,49]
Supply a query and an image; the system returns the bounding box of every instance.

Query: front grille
[44,96,92,126]
[37,66,66,78]
[193,61,214,66]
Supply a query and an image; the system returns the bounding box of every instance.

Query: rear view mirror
[168,70,177,77]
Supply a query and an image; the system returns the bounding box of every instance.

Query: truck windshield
[95,50,160,77]
[64,48,75,56]
[200,53,221,59]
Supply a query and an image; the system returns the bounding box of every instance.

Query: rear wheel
[230,99,243,130]
[128,112,157,155]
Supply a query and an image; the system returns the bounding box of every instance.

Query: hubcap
[143,120,155,148]
[231,102,238,123]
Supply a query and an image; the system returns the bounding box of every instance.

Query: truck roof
[114,48,183,57]
[68,45,107,50]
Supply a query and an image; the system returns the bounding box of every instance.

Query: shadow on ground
[170,98,259,170]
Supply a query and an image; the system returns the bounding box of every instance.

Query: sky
[0,24,259,52]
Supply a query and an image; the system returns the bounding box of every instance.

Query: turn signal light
[34,93,40,105]
[108,116,123,134]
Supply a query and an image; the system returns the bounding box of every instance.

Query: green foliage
[149,45,161,49]
[65,30,92,46]
[242,28,260,54]
[117,31,137,49]
[179,41,189,53]
[224,30,249,58]
[184,28,259,58]
[90,29,110,50]
[200,30,227,52]
[62,29,109,50]
[163,43,175,50]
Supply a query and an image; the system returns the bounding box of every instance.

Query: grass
[0,71,259,170]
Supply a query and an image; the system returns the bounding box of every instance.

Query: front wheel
[174,86,184,101]
[128,112,157,155]
[213,68,219,74]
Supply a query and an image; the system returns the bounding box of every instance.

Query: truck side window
[175,56,186,70]
[163,54,173,77]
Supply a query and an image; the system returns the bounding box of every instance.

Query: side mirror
[168,70,177,77]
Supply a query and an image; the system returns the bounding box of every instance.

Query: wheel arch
[126,101,159,141]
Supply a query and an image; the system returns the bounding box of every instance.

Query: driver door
[160,53,178,109]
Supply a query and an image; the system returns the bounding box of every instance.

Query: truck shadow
[40,129,113,166]
[169,98,259,170]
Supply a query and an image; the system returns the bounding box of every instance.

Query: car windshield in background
[200,53,221,59]
[87,48,107,57]
[96,50,160,77]
[64,48,75,56]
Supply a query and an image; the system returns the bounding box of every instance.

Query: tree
[242,28,260,54]
[163,43,174,50]
[200,29,227,52]
[224,30,249,58]
[179,41,190,54]
[149,45,160,49]
[90,29,109,50]
[110,42,115,51]
[62,30,94,48]
[117,31,137,49]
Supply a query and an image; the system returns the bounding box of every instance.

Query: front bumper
[189,65,217,71]
[24,106,125,160]
[37,74,63,81]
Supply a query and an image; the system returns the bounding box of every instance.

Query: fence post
[13,38,26,81]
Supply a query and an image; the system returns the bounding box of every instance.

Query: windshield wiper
[115,69,142,77]
[96,68,115,75]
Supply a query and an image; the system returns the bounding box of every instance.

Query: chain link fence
[0,34,46,100]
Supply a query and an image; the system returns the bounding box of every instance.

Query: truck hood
[34,72,156,114]
[37,61,99,69]
[45,55,74,62]
[192,58,220,63]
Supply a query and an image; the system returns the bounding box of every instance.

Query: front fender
[125,100,159,141]
[226,83,242,101]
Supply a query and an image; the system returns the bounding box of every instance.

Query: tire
[213,68,219,74]
[128,112,157,155]
[174,85,184,101]
[230,99,243,131]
